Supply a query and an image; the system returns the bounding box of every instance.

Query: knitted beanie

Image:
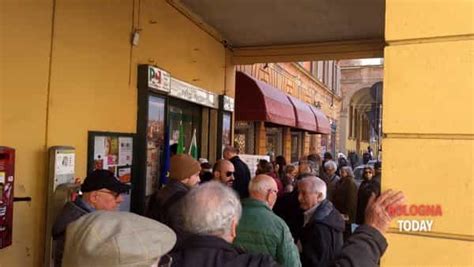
[170,154,201,180]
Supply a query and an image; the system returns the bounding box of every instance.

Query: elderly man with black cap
[52,169,131,267]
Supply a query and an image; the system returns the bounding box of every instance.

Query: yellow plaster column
[382,0,474,265]
[282,127,292,162]
[303,132,310,156]
[255,122,267,155]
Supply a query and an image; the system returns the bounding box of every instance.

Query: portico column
[382,0,473,265]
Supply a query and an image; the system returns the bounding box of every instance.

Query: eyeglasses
[97,189,121,199]
[225,171,234,177]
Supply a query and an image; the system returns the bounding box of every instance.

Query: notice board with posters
[87,131,135,211]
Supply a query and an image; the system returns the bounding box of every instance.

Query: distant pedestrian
[323,160,340,202]
[223,146,251,198]
[333,166,358,224]
[307,153,321,176]
[356,166,381,225]
[320,152,334,181]
[274,155,287,180]
[282,165,298,193]
[373,161,382,185]
[199,162,213,183]
[256,159,283,195]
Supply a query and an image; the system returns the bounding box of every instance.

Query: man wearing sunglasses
[52,169,130,267]
[212,159,235,187]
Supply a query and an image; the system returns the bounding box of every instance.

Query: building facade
[235,62,342,163]
[1,1,473,266]
[1,1,234,266]
[338,59,384,158]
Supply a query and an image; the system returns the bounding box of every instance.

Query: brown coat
[332,177,358,224]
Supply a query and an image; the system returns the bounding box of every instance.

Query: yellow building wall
[0,0,53,266]
[383,0,474,265]
[0,0,227,266]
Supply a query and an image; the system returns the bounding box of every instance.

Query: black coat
[230,156,251,199]
[146,179,190,246]
[300,200,345,267]
[52,198,92,267]
[332,225,388,267]
[273,189,304,242]
[355,180,381,225]
[332,177,358,224]
[169,234,279,267]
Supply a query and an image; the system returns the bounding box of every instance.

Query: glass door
[146,96,166,196]
[168,98,201,156]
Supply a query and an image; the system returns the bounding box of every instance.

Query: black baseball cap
[81,169,131,194]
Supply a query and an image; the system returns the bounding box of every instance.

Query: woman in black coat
[333,166,358,224]
[356,166,381,225]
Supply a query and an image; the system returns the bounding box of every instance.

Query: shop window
[321,134,329,156]
[221,112,232,152]
[291,131,303,163]
[168,98,202,155]
[234,122,255,154]
[266,127,283,160]
[146,96,165,196]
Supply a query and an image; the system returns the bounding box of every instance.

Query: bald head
[248,175,279,209]
[223,146,239,160]
[213,159,235,187]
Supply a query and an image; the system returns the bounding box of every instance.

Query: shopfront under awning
[235,72,296,127]
[286,95,318,133]
[308,105,331,134]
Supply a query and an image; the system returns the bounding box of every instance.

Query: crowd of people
[52,146,401,267]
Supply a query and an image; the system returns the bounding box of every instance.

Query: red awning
[308,105,331,134]
[287,95,318,133]
[235,72,296,127]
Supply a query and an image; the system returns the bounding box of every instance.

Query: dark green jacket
[234,198,301,267]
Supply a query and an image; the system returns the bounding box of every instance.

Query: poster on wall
[55,151,75,176]
[88,132,135,211]
[222,113,231,149]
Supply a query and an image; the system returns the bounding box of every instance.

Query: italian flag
[188,128,198,159]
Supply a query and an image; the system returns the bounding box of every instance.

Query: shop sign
[222,95,235,112]
[148,66,171,93]
[170,78,218,109]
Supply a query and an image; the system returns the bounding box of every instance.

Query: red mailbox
[0,147,15,249]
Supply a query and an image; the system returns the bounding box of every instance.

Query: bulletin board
[87,131,135,211]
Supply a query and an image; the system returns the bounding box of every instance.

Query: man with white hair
[298,176,345,267]
[234,175,301,267]
[324,160,340,201]
[170,181,278,267]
